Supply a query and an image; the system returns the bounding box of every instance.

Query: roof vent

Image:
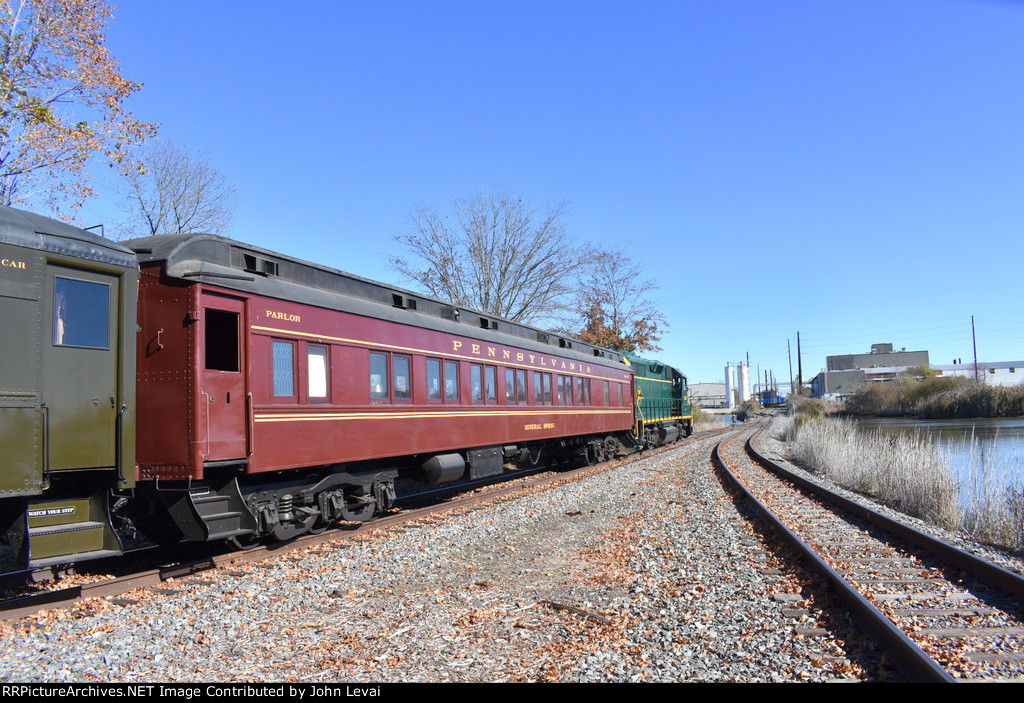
[392,294,417,310]
[243,254,278,276]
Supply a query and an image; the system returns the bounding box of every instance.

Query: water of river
[851,416,1024,490]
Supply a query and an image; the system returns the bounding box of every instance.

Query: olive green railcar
[0,206,138,568]
[624,352,692,447]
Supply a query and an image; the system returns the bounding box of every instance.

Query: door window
[53,276,110,349]
[205,309,240,371]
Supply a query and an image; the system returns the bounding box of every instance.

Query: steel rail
[711,434,955,683]
[744,428,1024,602]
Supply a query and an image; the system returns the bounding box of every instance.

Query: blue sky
[65,0,1024,386]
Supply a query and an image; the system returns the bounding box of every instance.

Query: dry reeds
[777,415,1024,551]
[777,415,960,530]
[949,431,1024,550]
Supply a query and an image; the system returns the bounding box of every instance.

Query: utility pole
[972,315,979,382]
[797,331,804,393]
[787,339,794,397]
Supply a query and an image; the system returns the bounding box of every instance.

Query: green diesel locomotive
[625,352,693,448]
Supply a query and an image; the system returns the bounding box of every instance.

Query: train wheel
[307,516,330,535]
[225,533,262,551]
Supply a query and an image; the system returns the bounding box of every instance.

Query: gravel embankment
[1,427,896,682]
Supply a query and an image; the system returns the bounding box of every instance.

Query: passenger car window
[393,355,411,400]
[471,364,483,402]
[272,341,295,396]
[53,276,109,349]
[444,361,459,401]
[308,345,328,398]
[485,366,497,402]
[427,358,442,400]
[370,352,388,399]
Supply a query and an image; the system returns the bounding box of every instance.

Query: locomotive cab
[0,206,138,569]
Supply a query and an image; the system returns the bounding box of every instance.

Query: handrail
[40,403,50,490]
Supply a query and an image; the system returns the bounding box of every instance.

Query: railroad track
[1,425,738,622]
[714,421,1024,682]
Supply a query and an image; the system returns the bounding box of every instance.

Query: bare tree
[390,192,585,326]
[0,0,157,215]
[117,139,235,237]
[574,248,667,353]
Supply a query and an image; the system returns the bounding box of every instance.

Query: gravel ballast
[1,428,900,682]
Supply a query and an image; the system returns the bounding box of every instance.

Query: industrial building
[826,343,929,372]
[809,343,929,402]
[931,361,1024,386]
[690,382,727,409]
[809,342,1023,402]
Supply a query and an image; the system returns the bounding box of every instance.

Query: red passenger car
[128,235,636,546]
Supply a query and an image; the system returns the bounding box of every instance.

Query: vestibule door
[199,292,248,462]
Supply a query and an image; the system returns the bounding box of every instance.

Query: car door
[43,265,121,470]
[199,291,249,462]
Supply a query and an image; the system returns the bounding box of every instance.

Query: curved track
[715,420,1024,682]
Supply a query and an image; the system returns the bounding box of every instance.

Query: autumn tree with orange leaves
[574,248,667,353]
[0,0,156,214]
